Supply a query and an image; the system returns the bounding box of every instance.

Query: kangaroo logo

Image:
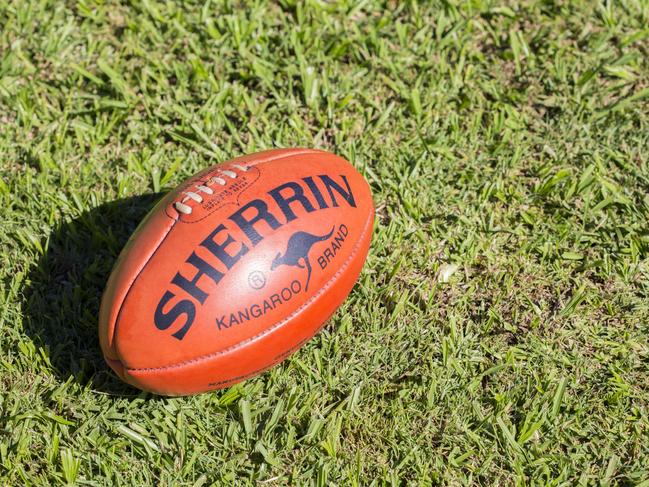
[271,226,335,291]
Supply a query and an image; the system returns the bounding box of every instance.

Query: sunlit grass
[1,0,648,484]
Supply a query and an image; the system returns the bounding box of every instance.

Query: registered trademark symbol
[248,270,266,290]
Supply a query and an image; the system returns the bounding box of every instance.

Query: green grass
[1,0,649,484]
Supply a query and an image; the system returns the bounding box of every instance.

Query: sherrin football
[99,149,374,395]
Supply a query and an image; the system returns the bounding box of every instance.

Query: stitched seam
[125,208,373,373]
[206,315,333,388]
[111,218,177,347]
[244,149,323,167]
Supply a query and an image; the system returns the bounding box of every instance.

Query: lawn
[1,0,649,484]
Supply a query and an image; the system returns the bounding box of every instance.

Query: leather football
[98,149,374,395]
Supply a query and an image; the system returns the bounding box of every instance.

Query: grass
[1,0,649,484]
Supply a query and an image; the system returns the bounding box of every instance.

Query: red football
[99,148,374,395]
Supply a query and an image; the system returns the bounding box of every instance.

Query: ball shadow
[22,193,164,395]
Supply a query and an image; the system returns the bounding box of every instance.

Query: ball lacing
[174,164,249,215]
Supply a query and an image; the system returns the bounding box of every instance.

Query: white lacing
[174,164,249,215]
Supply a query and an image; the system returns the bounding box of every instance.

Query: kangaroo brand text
[216,279,302,331]
[317,223,349,269]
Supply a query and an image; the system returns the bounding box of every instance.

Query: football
[98,148,374,395]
